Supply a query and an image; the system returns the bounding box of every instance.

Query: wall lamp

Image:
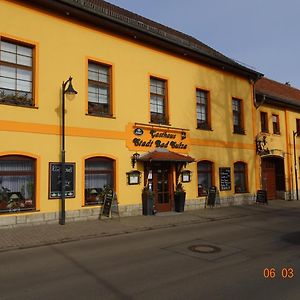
[131,152,140,168]
[60,76,77,225]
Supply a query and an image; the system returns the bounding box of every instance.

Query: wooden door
[262,159,276,200]
[152,164,173,212]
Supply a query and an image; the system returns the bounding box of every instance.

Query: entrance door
[262,159,276,200]
[152,164,173,212]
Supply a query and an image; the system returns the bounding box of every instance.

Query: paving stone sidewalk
[0,200,299,252]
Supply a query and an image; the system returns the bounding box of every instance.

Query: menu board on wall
[49,163,75,198]
[219,167,231,191]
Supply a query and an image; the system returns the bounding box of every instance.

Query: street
[0,206,300,300]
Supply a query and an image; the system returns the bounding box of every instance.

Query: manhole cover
[188,244,221,254]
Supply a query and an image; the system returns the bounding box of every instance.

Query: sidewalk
[0,200,299,252]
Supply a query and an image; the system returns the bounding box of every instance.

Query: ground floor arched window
[197,160,213,196]
[234,161,248,193]
[0,155,36,213]
[85,157,115,205]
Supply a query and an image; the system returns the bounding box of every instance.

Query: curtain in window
[85,158,114,205]
[234,162,247,193]
[0,157,35,213]
[197,161,213,196]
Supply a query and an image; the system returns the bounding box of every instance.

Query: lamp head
[64,77,78,95]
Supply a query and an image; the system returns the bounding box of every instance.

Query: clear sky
[108,0,300,89]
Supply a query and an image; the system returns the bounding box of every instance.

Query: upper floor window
[296,119,300,136]
[234,162,247,193]
[197,160,213,196]
[150,77,168,124]
[0,38,34,107]
[88,61,112,117]
[196,89,210,130]
[272,114,280,134]
[232,98,244,134]
[260,111,269,133]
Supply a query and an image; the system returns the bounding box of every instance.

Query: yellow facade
[255,102,300,199]
[0,0,278,226]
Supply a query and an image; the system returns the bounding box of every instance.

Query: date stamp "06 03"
[263,268,295,279]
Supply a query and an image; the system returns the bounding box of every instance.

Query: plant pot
[174,191,186,212]
[142,191,154,215]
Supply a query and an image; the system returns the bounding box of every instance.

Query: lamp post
[293,131,299,201]
[60,76,77,225]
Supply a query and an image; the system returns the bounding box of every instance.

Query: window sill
[197,127,212,131]
[86,113,116,119]
[273,132,281,136]
[0,208,38,215]
[0,101,37,109]
[82,203,102,207]
[149,121,171,126]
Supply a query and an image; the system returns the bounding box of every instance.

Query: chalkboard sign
[256,189,268,204]
[101,188,114,217]
[49,163,75,198]
[219,167,231,191]
[207,186,217,207]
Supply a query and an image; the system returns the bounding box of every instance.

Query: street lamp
[293,131,299,201]
[60,76,77,225]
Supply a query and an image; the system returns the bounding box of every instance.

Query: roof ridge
[59,0,260,75]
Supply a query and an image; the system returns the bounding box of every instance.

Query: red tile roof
[138,149,194,163]
[255,77,300,103]
[27,0,261,79]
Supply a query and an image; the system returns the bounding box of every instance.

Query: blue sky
[108,0,300,89]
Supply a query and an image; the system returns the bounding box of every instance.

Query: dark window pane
[234,162,247,193]
[197,161,213,196]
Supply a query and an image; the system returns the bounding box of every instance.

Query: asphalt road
[0,208,300,300]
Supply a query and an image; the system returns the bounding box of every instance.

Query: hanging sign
[126,123,190,153]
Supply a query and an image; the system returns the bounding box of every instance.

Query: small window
[150,77,168,124]
[0,38,34,107]
[234,162,247,193]
[260,112,269,133]
[197,161,213,196]
[272,114,280,134]
[88,61,112,117]
[232,98,244,134]
[85,157,114,206]
[196,89,210,130]
[0,155,36,213]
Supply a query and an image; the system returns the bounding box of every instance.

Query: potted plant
[142,185,154,215]
[174,183,186,212]
[0,187,9,211]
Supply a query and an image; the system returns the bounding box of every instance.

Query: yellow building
[255,78,300,200]
[0,0,264,227]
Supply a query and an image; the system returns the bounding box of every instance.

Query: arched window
[85,157,115,206]
[0,155,36,213]
[234,162,247,193]
[197,161,213,196]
